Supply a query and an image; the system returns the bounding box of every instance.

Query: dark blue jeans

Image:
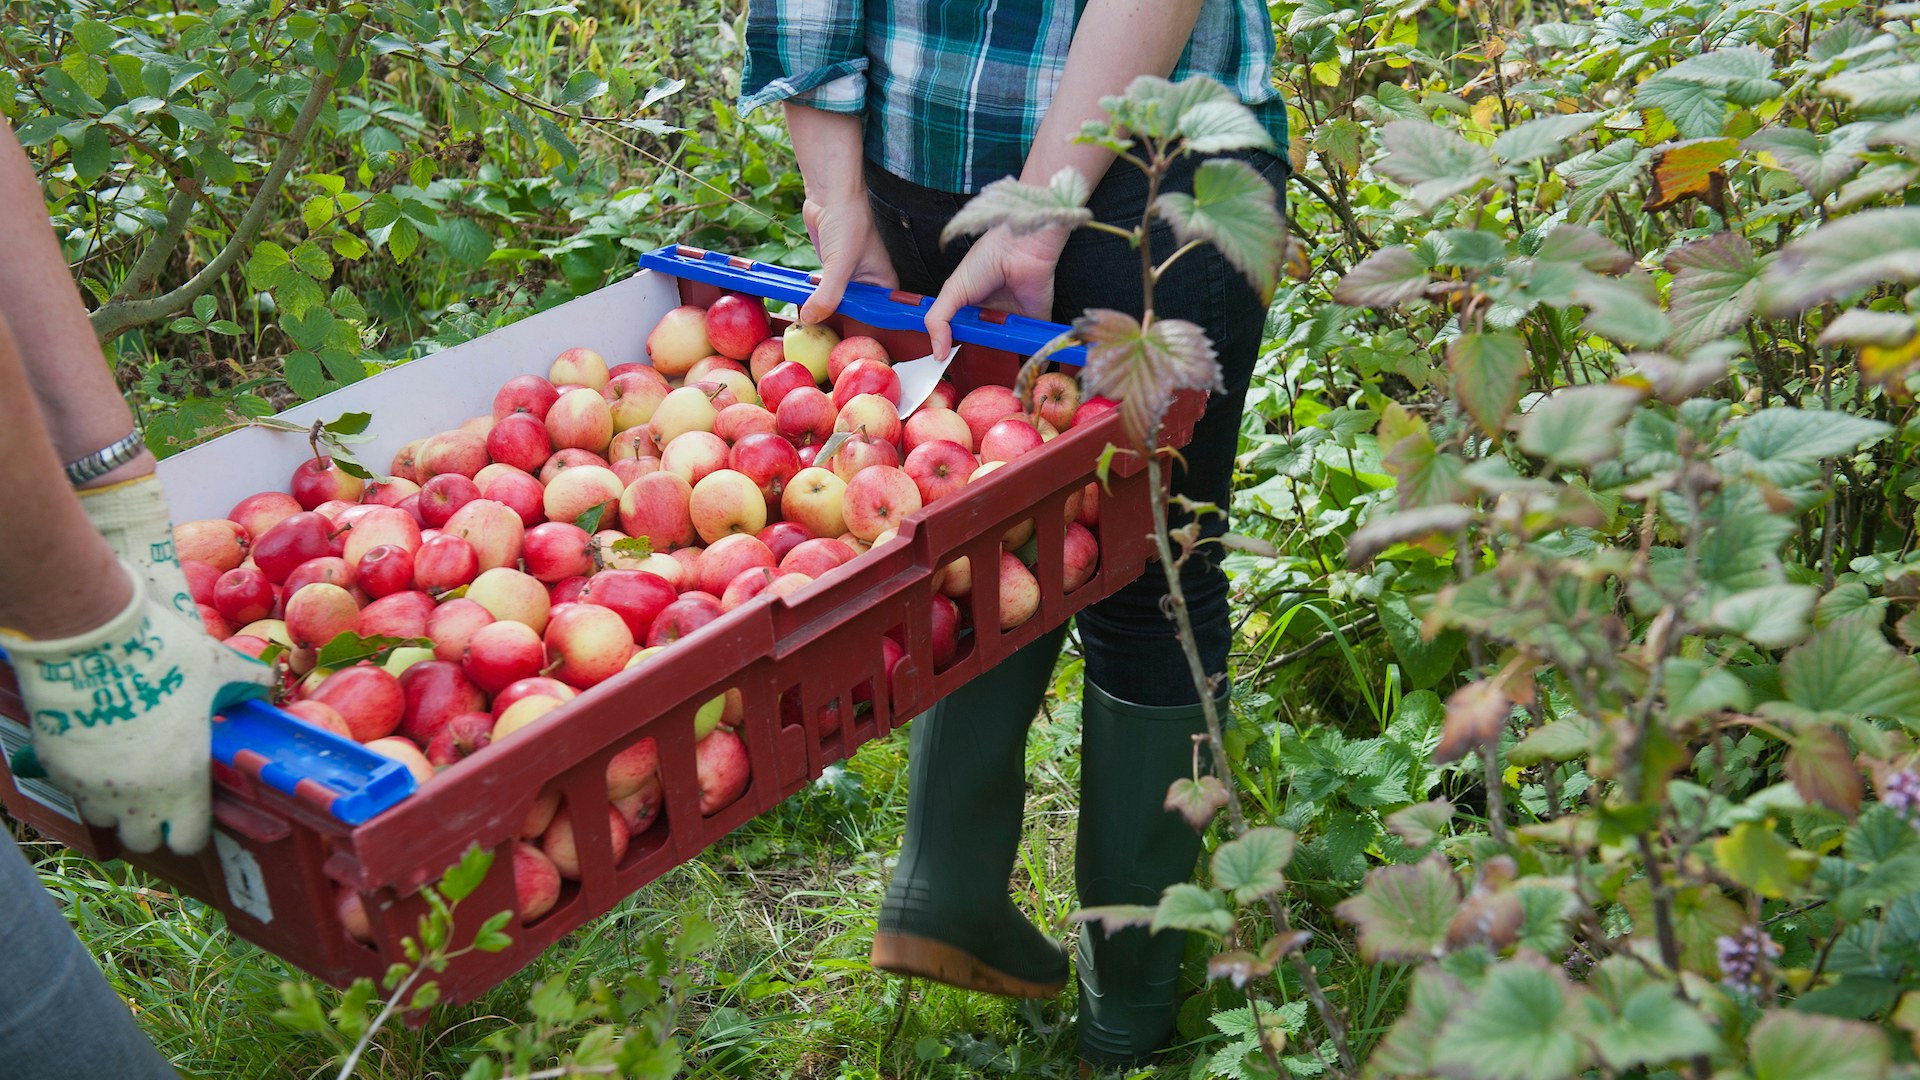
[864,151,1284,706]
[0,830,179,1079]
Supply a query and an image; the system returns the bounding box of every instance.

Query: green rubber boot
[870,627,1072,997]
[1075,678,1219,1069]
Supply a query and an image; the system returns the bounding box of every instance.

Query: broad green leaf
[1745,127,1868,202]
[1378,591,1465,685]
[1176,100,1274,154]
[1780,621,1920,722]
[283,350,329,401]
[1447,331,1529,437]
[1376,120,1497,211]
[1334,855,1462,962]
[1366,967,1457,1076]
[1618,880,1745,974]
[1714,820,1809,898]
[69,125,111,182]
[246,241,293,290]
[1153,158,1283,298]
[1669,47,1783,104]
[1569,270,1671,346]
[1431,963,1593,1080]
[1761,208,1920,316]
[1711,584,1817,648]
[315,632,433,669]
[1663,659,1752,722]
[1517,384,1643,467]
[1821,309,1918,349]
[559,71,608,107]
[320,348,366,386]
[1150,884,1233,936]
[441,219,493,266]
[73,18,117,55]
[1637,75,1728,140]
[1533,225,1633,273]
[1106,74,1235,142]
[1665,232,1769,353]
[941,168,1092,243]
[1584,972,1721,1071]
[1384,798,1453,848]
[1515,886,1576,955]
[1332,246,1430,307]
[1816,581,1887,629]
[1821,63,1920,113]
[1491,111,1600,164]
[1749,1012,1890,1080]
[438,843,493,901]
[1313,118,1365,173]
[1559,140,1652,220]
[1727,408,1892,487]
[290,241,332,280]
[1075,311,1221,448]
[38,67,104,115]
[1211,827,1295,902]
[1509,714,1594,765]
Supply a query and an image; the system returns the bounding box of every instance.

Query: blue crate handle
[639,245,1088,367]
[213,699,417,826]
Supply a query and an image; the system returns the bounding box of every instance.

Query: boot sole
[870,931,1066,998]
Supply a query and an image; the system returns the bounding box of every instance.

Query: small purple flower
[1716,924,1782,993]
[1883,769,1920,818]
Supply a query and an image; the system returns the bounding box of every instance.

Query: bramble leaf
[1376,120,1497,211]
[1448,331,1529,437]
[940,168,1093,244]
[1435,679,1511,764]
[1334,855,1462,962]
[1664,232,1769,352]
[1516,384,1644,467]
[1210,827,1295,903]
[1749,1012,1891,1080]
[1154,158,1284,298]
[1333,246,1430,307]
[1075,311,1221,449]
[1385,798,1454,848]
[1165,774,1230,830]
[1760,208,1920,316]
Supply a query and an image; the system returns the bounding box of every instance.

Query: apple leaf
[1074,311,1221,449]
[1375,120,1497,211]
[940,167,1093,245]
[574,501,611,533]
[1665,232,1770,352]
[316,631,435,670]
[1153,158,1284,299]
[1333,246,1430,307]
[611,536,652,559]
[323,411,374,436]
[1334,855,1462,962]
[1165,774,1230,830]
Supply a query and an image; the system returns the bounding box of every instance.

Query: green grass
[21,644,1266,1079]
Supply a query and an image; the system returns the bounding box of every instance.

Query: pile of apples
[171,292,1108,929]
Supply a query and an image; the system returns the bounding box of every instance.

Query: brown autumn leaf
[1786,726,1863,818]
[1644,138,1737,212]
[1165,774,1230,830]
[1445,888,1523,952]
[1075,310,1222,450]
[1435,679,1513,764]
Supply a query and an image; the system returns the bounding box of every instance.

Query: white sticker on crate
[0,714,82,824]
[214,830,273,925]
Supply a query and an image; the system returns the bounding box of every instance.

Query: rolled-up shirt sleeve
[741,0,868,116]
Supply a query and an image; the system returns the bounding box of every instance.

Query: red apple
[833,394,902,446]
[1073,395,1119,428]
[285,582,359,649]
[958,384,1023,446]
[494,375,561,422]
[618,471,697,552]
[748,337,786,381]
[550,346,609,392]
[904,439,977,506]
[980,417,1044,463]
[544,604,635,687]
[903,407,974,453]
[720,566,778,611]
[998,551,1040,630]
[285,699,353,739]
[538,447,612,485]
[696,729,751,814]
[228,490,303,541]
[426,598,493,663]
[310,664,405,742]
[291,456,365,510]
[776,385,837,447]
[251,513,334,583]
[779,537,856,579]
[389,438,426,484]
[827,335,890,383]
[728,433,802,509]
[831,358,902,411]
[697,534,777,597]
[364,477,420,509]
[183,558,222,606]
[841,466,921,542]
[606,737,659,801]
[929,592,962,669]
[485,413,552,474]
[478,469,546,528]
[355,544,415,598]
[606,368,672,431]
[757,360,817,412]
[546,387,615,454]
[661,431,732,487]
[924,380,961,412]
[609,425,658,463]
[551,575,592,605]
[213,566,274,627]
[705,293,772,360]
[579,569,678,642]
[468,567,551,633]
[543,465,624,530]
[418,429,489,479]
[358,590,435,639]
[713,403,779,444]
[541,803,631,880]
[444,499,526,572]
[513,843,562,922]
[413,534,480,594]
[493,676,577,718]
[1030,371,1081,430]
[463,621,547,694]
[826,432,901,483]
[523,522,595,582]
[1063,521,1100,591]
[341,506,422,570]
[398,660,486,745]
[646,594,724,648]
[175,518,250,571]
[756,521,813,563]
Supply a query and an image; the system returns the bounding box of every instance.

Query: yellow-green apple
[485,413,552,474]
[838,532,871,555]
[936,554,971,598]
[706,292,773,359]
[780,467,847,538]
[645,594,724,648]
[228,490,302,542]
[980,417,1043,463]
[834,393,902,446]
[542,464,624,529]
[523,522,595,582]
[842,466,922,542]
[494,693,567,741]
[636,551,686,591]
[605,368,671,430]
[444,499,526,572]
[698,534,777,596]
[608,425,658,462]
[468,566,551,633]
[426,597,493,662]
[355,544,415,598]
[1037,417,1061,441]
[957,385,1023,446]
[1063,521,1100,592]
[690,469,769,543]
[775,385,836,447]
[646,305,713,377]
[749,337,786,381]
[464,621,548,695]
[831,358,902,410]
[291,456,365,509]
[998,551,1040,630]
[365,477,420,508]
[413,534,481,594]
[478,469,545,528]
[756,521,812,562]
[925,379,960,412]
[827,432,901,483]
[418,429,489,478]
[661,430,731,487]
[766,572,814,602]
[311,664,405,742]
[1073,395,1119,428]
[493,374,561,421]
[778,536,856,579]
[903,407,973,453]
[213,566,274,626]
[1030,371,1081,430]
[177,518,251,572]
[545,387,615,453]
[686,355,747,383]
[389,438,426,483]
[358,589,435,638]
[544,603,635,687]
[589,529,649,571]
[729,432,801,508]
[782,321,840,383]
[696,729,751,814]
[285,582,359,649]
[714,403,778,444]
[312,498,358,522]
[398,660,486,744]
[827,335,890,382]
[235,618,292,649]
[459,414,495,437]
[618,471,697,551]
[579,568,678,642]
[705,367,761,407]
[691,692,728,739]
[542,803,630,880]
[549,346,609,391]
[512,842,562,922]
[648,385,721,445]
[493,676,577,718]
[756,360,816,412]
[284,699,353,739]
[904,440,976,505]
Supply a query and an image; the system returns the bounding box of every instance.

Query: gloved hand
[0,559,271,855]
[75,472,195,622]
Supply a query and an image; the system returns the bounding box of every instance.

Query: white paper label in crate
[214,830,273,925]
[0,714,81,824]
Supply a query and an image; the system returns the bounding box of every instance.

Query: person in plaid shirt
[743,2,1287,1069]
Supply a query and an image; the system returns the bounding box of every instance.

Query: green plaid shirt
[741,1,1289,195]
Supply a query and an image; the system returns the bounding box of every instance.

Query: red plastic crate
[0,247,1202,1004]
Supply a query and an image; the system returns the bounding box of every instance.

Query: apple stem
[308,420,328,466]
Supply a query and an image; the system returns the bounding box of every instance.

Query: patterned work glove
[75,473,196,621]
